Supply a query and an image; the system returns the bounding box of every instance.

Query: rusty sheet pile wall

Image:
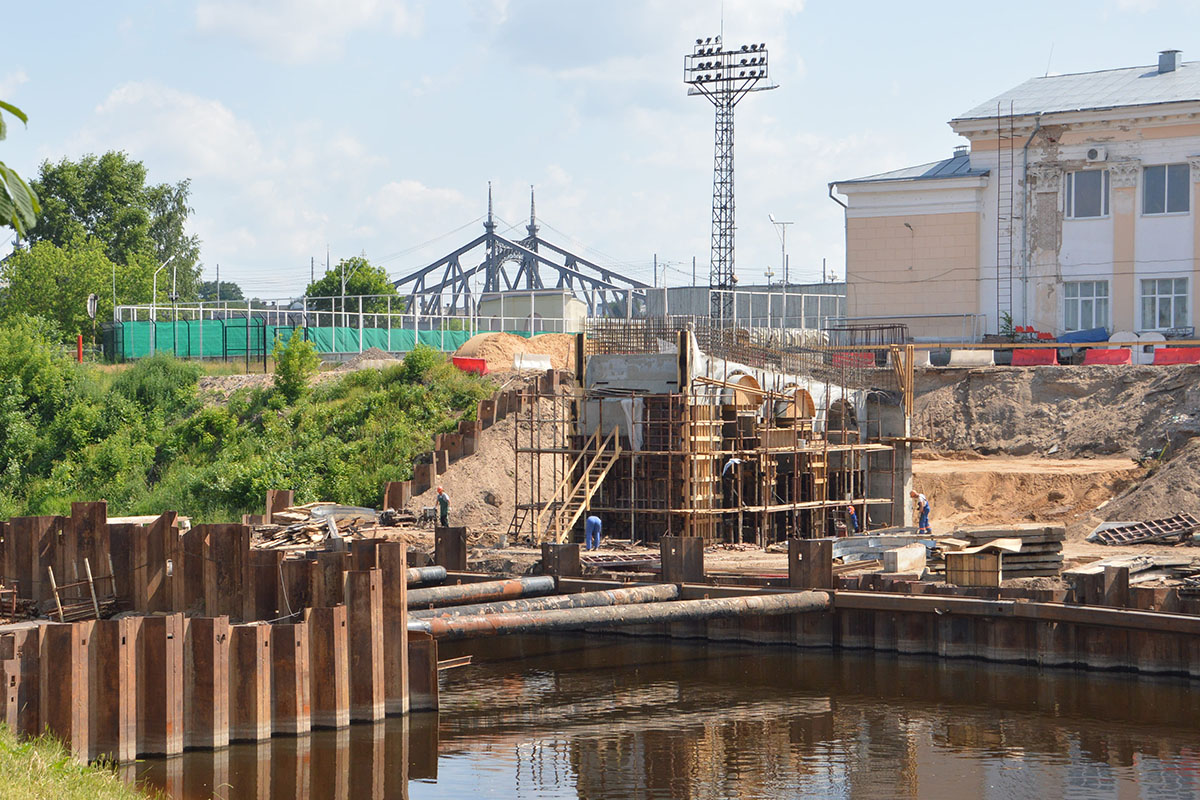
[0,507,424,764]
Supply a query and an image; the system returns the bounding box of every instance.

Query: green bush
[111,353,201,419]
[272,328,321,403]
[0,314,495,522]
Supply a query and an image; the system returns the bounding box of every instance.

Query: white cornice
[950,102,1200,138]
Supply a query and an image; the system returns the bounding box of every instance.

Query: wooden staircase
[536,427,622,543]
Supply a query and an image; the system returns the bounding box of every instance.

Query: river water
[134,634,1200,799]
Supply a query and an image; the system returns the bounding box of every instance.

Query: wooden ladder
[537,427,622,544]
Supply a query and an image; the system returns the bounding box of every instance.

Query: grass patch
[0,724,153,800]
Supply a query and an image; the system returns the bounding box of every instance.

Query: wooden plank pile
[955,524,1065,577]
[251,503,413,549]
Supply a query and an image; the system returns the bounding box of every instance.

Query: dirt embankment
[912,365,1200,531]
[914,364,1200,459]
[405,394,570,536]
[913,454,1142,533]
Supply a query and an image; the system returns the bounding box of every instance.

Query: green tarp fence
[105,320,531,361]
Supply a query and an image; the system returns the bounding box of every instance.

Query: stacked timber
[956,524,1065,577]
[252,503,413,549]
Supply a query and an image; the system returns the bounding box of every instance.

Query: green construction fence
[102,319,529,361]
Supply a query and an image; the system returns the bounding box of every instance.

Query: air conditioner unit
[1085,146,1108,163]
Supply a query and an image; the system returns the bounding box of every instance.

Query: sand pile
[1095,437,1200,523]
[455,332,575,373]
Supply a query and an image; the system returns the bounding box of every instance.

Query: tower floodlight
[684,35,775,323]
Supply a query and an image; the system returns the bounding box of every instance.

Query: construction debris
[1087,513,1200,546]
[252,502,411,549]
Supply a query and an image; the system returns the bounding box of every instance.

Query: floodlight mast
[685,36,775,325]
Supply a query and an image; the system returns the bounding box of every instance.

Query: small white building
[476,289,588,333]
[832,50,1200,341]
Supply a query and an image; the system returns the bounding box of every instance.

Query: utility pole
[684,35,775,325]
[216,264,220,304]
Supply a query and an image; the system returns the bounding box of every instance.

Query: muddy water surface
[135,634,1200,799]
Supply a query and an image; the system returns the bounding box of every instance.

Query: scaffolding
[510,320,913,547]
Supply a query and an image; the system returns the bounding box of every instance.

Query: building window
[1065,170,1109,218]
[1143,164,1190,215]
[1063,281,1109,332]
[1140,278,1189,330]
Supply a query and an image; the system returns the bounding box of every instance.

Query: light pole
[151,253,177,356]
[769,214,792,326]
[685,36,775,324]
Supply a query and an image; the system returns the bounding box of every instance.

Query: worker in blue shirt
[911,490,931,535]
[584,514,602,551]
[846,504,861,534]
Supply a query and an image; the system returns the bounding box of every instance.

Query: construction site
[7,13,1200,799]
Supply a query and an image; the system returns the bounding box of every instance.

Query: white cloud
[59,80,487,295]
[369,180,467,222]
[195,0,421,63]
[0,70,29,101]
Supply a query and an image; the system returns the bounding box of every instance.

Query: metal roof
[956,60,1200,120]
[835,154,988,186]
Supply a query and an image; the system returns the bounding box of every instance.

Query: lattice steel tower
[685,36,774,323]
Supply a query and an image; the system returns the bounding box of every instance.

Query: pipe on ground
[407,576,556,610]
[410,590,832,640]
[406,566,447,586]
[410,583,679,620]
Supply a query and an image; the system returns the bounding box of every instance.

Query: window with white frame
[1065,169,1110,218]
[1063,280,1109,332]
[1143,164,1190,215]
[1140,278,1189,330]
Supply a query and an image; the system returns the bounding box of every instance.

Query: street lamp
[151,253,177,355]
[769,214,792,326]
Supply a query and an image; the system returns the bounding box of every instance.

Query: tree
[304,256,401,315]
[198,280,244,302]
[27,151,201,300]
[272,328,321,403]
[0,100,40,236]
[0,240,152,339]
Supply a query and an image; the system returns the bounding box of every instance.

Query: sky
[2,0,1197,298]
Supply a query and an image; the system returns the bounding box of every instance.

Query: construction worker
[436,486,450,527]
[584,513,602,551]
[846,504,861,534]
[910,490,931,535]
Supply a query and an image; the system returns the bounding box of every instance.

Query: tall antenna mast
[685,35,775,324]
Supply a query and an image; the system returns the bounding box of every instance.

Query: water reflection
[135,635,1200,799]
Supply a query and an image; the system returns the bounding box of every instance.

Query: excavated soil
[405,395,570,537]
[912,453,1143,536]
[912,364,1200,538]
[455,332,576,374]
[914,364,1200,460]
